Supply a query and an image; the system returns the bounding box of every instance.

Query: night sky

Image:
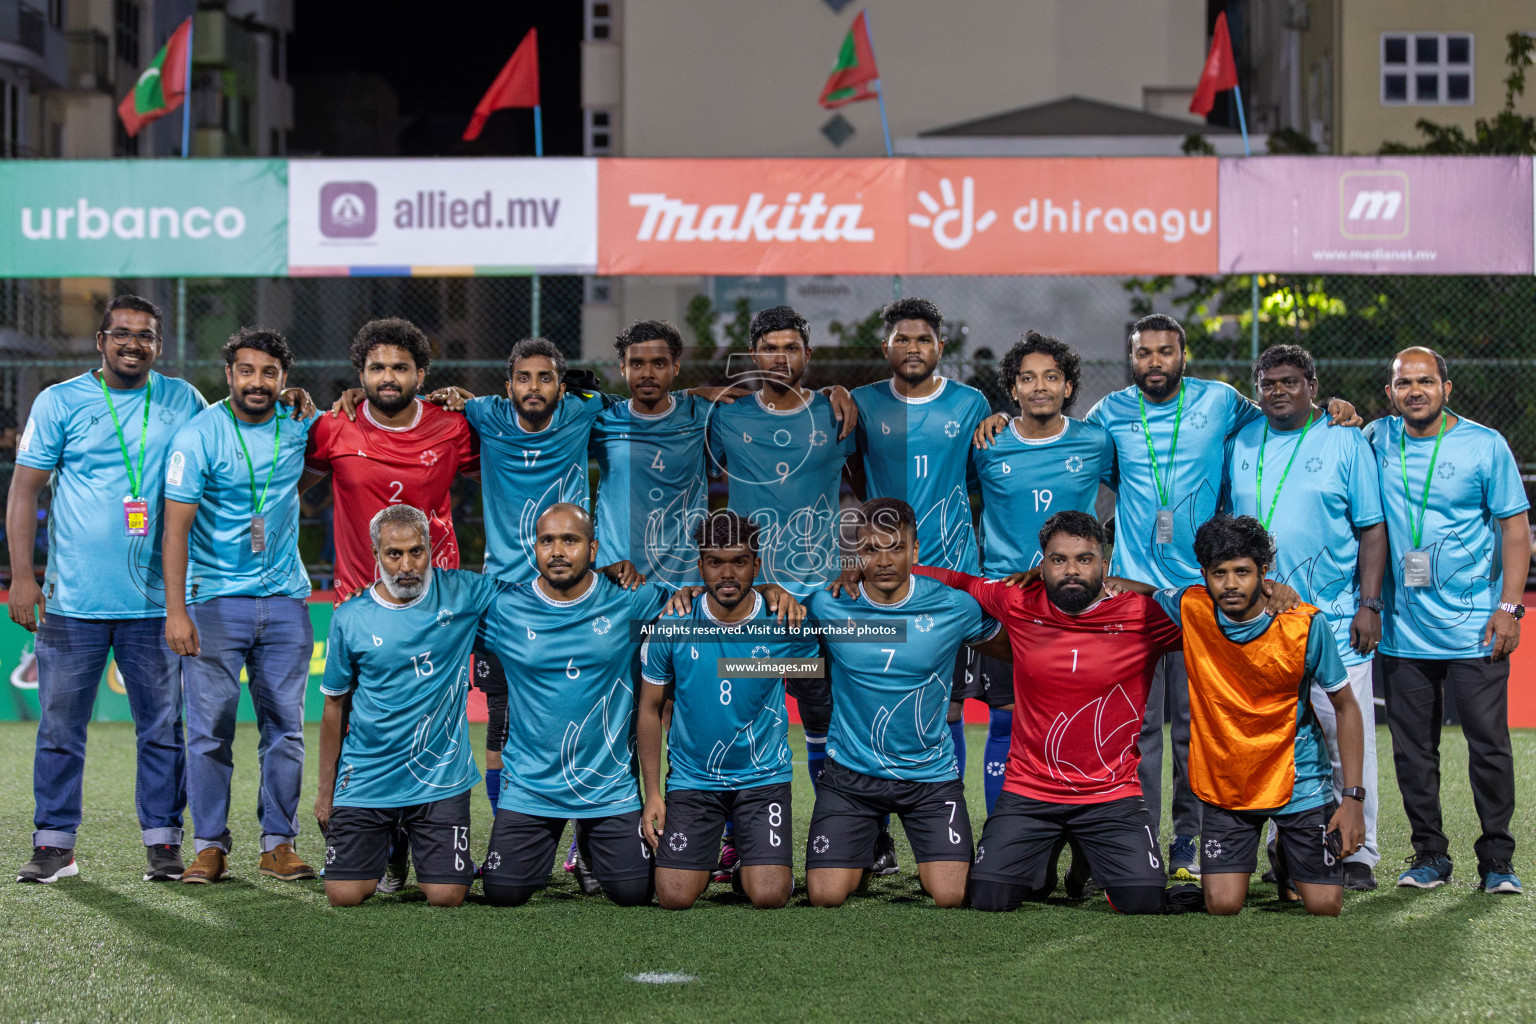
[288,2,585,156]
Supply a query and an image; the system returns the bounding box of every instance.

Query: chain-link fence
[3,272,1534,584]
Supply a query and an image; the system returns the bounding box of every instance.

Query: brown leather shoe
[180,846,229,884]
[259,843,316,881]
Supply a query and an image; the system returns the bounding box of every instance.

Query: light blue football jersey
[971,417,1113,575]
[1364,413,1530,659]
[464,391,616,584]
[163,401,317,602]
[321,569,504,808]
[590,393,711,587]
[851,377,990,573]
[16,370,206,618]
[805,575,999,782]
[707,390,855,597]
[1223,416,1385,666]
[640,591,820,791]
[481,574,670,817]
[1087,377,1263,589]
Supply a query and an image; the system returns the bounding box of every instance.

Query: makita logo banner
[600,159,901,274]
[1221,156,1532,275]
[598,158,1218,275]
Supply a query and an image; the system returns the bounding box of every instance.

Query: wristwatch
[1342,787,1367,802]
[1498,602,1526,619]
[1360,596,1384,614]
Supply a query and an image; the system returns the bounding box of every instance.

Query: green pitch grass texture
[0,723,1532,1023]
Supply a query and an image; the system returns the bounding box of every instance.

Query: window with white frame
[1381,32,1472,105]
[586,1,614,41]
[585,109,613,155]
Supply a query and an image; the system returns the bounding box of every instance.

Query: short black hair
[1194,514,1275,571]
[100,294,163,337]
[999,331,1082,413]
[856,496,916,539]
[882,297,943,337]
[221,326,294,371]
[1394,346,1449,383]
[694,509,760,555]
[1038,510,1105,553]
[350,317,432,374]
[1130,313,1186,351]
[506,337,567,381]
[749,305,809,349]
[615,319,683,361]
[1252,343,1316,385]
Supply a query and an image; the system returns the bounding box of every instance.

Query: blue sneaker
[1478,862,1522,895]
[1397,853,1452,889]
[1169,835,1200,881]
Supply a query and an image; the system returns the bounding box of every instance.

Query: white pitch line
[627,972,698,985]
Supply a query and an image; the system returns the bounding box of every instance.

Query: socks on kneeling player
[485,767,501,814]
[805,732,827,790]
[949,718,967,781]
[984,709,1012,815]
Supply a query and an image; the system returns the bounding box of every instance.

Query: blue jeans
[183,597,311,855]
[32,613,186,849]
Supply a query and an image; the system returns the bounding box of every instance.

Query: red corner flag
[1189,12,1239,117]
[117,17,191,137]
[463,28,540,141]
[819,10,880,108]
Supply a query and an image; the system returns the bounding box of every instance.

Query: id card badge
[250,516,266,554]
[1403,549,1431,588]
[123,497,149,537]
[1154,509,1174,545]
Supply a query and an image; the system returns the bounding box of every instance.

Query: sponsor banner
[0,160,287,277]
[288,158,598,275]
[1219,156,1534,274]
[598,158,905,275]
[905,158,1220,274]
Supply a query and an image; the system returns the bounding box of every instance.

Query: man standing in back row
[1366,347,1529,895]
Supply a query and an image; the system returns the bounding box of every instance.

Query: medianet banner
[1219,156,1534,275]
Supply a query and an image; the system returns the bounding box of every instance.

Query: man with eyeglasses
[9,296,207,884]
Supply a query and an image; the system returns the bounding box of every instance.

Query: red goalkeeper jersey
[915,567,1181,804]
[305,398,479,602]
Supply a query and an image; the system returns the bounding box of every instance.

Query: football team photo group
[8,293,1528,919]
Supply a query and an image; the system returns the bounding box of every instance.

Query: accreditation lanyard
[1138,383,1184,544]
[1397,412,1447,587]
[223,400,281,553]
[100,372,152,537]
[1255,412,1317,530]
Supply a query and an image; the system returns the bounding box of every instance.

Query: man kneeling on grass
[315,505,505,907]
[1128,514,1367,916]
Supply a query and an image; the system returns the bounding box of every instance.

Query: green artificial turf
[0,722,1532,1023]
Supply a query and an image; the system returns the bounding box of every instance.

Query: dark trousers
[1381,654,1516,869]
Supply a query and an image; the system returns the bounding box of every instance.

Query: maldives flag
[1189,11,1239,117]
[463,28,540,141]
[819,9,880,108]
[118,16,191,137]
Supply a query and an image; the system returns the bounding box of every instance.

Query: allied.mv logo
[319,181,377,239]
[668,832,688,852]
[944,420,962,438]
[812,835,831,854]
[592,616,612,635]
[914,613,934,633]
[1064,455,1084,473]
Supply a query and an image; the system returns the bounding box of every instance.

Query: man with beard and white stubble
[315,505,506,908]
[163,327,322,885]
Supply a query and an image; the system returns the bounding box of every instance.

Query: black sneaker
[17,846,77,884]
[1064,856,1100,900]
[572,848,602,896]
[1343,862,1377,891]
[143,844,183,882]
[871,828,900,877]
[375,858,410,895]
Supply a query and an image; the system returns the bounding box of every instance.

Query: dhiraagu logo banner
[0,159,287,276]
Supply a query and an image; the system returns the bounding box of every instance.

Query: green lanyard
[1255,411,1318,530]
[1398,411,1448,549]
[222,400,281,515]
[1137,383,1184,507]
[98,371,152,500]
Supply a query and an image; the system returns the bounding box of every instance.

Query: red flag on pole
[1189,11,1239,117]
[463,28,540,141]
[117,17,191,137]
[819,10,880,108]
